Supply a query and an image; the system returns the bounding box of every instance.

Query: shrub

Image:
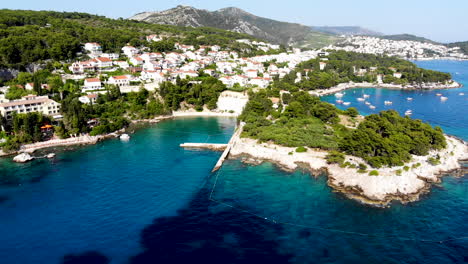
[369,170,379,176]
[412,163,421,168]
[358,163,367,170]
[326,150,345,164]
[345,107,359,117]
[296,146,307,153]
[396,169,402,176]
[403,166,410,171]
[357,169,367,174]
[427,157,441,166]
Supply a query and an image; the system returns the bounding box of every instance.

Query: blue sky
[3,0,468,43]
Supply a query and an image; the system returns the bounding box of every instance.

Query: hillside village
[0,37,317,120]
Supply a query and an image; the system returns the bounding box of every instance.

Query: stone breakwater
[20,135,103,153]
[229,136,468,206]
[310,81,462,96]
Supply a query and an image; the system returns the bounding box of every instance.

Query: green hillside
[0,9,258,70]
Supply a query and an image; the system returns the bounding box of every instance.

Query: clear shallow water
[0,60,467,264]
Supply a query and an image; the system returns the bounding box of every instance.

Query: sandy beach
[172,110,239,117]
[229,136,468,206]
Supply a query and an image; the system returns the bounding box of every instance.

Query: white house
[393,72,403,79]
[122,46,139,57]
[69,60,95,74]
[84,42,102,57]
[130,56,144,66]
[108,75,130,87]
[101,53,119,60]
[171,70,199,79]
[319,62,327,70]
[83,78,102,92]
[113,61,130,69]
[248,77,271,88]
[141,71,166,83]
[78,94,98,104]
[245,69,258,78]
[94,57,113,68]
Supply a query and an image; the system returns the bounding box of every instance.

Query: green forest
[239,88,446,168]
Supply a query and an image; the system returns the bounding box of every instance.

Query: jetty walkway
[179,122,245,172]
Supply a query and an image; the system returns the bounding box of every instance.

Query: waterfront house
[0,95,61,119]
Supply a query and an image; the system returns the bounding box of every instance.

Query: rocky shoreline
[229,136,468,207]
[310,81,462,96]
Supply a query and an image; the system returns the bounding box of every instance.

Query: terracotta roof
[96,57,112,62]
[112,75,129,80]
[86,78,101,83]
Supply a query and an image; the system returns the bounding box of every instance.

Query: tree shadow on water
[129,187,293,264]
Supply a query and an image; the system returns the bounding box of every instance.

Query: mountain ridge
[129,5,340,49]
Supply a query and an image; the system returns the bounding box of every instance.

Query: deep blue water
[0,60,467,264]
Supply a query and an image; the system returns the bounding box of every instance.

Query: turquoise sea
[0,60,467,263]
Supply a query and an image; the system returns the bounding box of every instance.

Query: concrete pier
[180,143,228,151]
[212,122,244,172]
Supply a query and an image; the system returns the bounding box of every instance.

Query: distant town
[327,36,468,60]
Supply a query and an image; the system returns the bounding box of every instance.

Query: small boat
[369,105,376,110]
[120,134,131,141]
[405,110,412,116]
[459,93,465,96]
[363,94,370,98]
[436,93,442,96]
[365,102,371,105]
[384,101,393,105]
[357,98,365,102]
[343,102,351,106]
[407,97,413,101]
[334,92,344,98]
[336,100,343,104]
[440,96,448,101]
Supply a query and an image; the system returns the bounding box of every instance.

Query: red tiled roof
[112,75,128,80]
[96,57,112,62]
[86,78,101,83]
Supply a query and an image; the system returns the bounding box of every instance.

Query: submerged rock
[13,153,34,163]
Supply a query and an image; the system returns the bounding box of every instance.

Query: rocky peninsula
[229,136,467,206]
